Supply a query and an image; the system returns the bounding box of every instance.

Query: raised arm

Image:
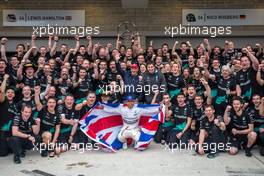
[92,43,99,61]
[151,90,159,104]
[73,35,80,55]
[243,48,259,70]
[186,41,195,56]
[201,78,212,105]
[0,38,8,63]
[50,35,58,57]
[62,48,75,65]
[0,74,9,103]
[256,64,264,86]
[255,43,262,58]
[115,33,121,50]
[224,105,232,125]
[48,35,53,50]
[31,34,37,56]
[86,36,93,55]
[105,43,112,61]
[34,86,43,111]
[260,97,264,116]
[203,39,211,57]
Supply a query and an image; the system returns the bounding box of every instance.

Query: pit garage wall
[1,0,264,51]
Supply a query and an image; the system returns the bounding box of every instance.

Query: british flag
[79,103,165,152]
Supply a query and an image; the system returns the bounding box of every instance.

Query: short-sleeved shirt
[38,107,60,133]
[171,104,192,131]
[200,115,223,134]
[229,110,253,130]
[57,104,78,132]
[12,115,36,134]
[248,106,264,131]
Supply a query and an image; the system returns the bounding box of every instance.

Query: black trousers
[0,131,11,156]
[166,129,191,149]
[73,130,90,145]
[214,102,227,116]
[154,125,173,143]
[257,131,264,146]
[202,126,227,153]
[8,135,40,156]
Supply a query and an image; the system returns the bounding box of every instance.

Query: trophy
[117,21,138,47]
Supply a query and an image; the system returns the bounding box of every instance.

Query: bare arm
[34,86,43,111]
[182,117,192,134]
[50,35,58,57]
[115,34,121,50]
[201,78,212,105]
[0,74,9,103]
[203,39,211,57]
[260,97,264,116]
[0,38,8,63]
[224,106,232,125]
[244,48,259,71]
[48,35,53,50]
[86,36,93,55]
[236,85,241,97]
[12,126,31,138]
[73,35,80,55]
[75,100,87,111]
[255,44,262,58]
[31,34,37,56]
[52,124,60,143]
[151,91,159,104]
[256,65,264,86]
[198,129,205,149]
[62,49,74,65]
[92,43,99,61]
[236,124,254,135]
[187,41,195,56]
[105,43,112,61]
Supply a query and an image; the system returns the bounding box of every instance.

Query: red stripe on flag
[87,130,97,139]
[102,132,112,141]
[142,120,159,131]
[159,110,164,123]
[80,105,97,121]
[139,116,151,126]
[89,115,123,134]
[138,143,150,149]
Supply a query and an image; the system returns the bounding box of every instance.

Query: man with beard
[55,67,73,100]
[16,86,42,119]
[17,47,40,89]
[247,94,264,155]
[154,93,174,144]
[222,41,239,65]
[75,92,97,147]
[236,48,259,102]
[140,62,166,104]
[9,104,40,164]
[197,105,226,159]
[167,93,192,148]
[224,96,257,157]
[212,65,237,116]
[73,67,94,103]
[57,94,79,150]
[0,74,19,156]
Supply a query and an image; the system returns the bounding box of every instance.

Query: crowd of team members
[0,34,264,163]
